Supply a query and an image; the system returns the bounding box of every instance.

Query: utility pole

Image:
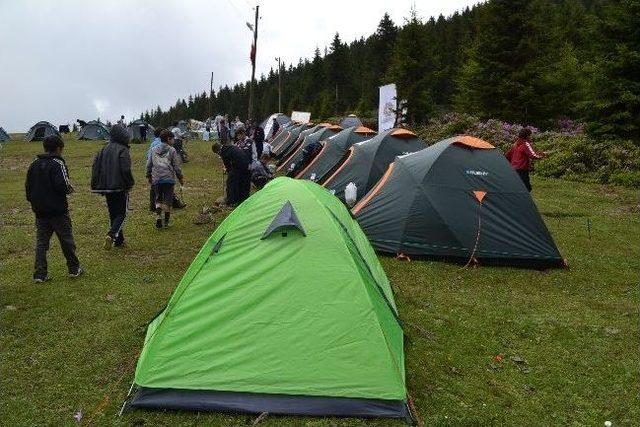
[275,57,282,113]
[209,71,213,118]
[247,4,259,122]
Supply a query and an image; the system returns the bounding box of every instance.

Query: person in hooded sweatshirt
[212,141,250,206]
[91,124,135,249]
[26,135,83,282]
[147,129,185,228]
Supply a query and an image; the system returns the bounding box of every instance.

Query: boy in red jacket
[506,128,545,192]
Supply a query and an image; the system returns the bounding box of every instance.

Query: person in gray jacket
[146,129,184,228]
[91,124,135,248]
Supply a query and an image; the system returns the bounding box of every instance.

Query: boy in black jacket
[25,135,83,282]
[91,124,135,249]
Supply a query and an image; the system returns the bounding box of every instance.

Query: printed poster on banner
[378,83,397,132]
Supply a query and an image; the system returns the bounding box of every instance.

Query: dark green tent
[353,135,564,268]
[276,124,326,162]
[324,128,425,202]
[277,124,342,174]
[24,121,60,141]
[340,115,362,128]
[0,127,10,142]
[270,123,312,158]
[78,120,110,140]
[126,177,409,420]
[296,125,376,182]
[128,119,154,141]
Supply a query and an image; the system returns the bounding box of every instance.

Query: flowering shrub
[415,113,638,187]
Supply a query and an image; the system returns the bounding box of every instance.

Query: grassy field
[1,136,638,426]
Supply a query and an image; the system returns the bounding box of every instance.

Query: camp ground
[323,128,426,202]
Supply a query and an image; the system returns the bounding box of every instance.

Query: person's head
[212,142,222,154]
[43,134,64,154]
[110,124,131,146]
[518,128,532,140]
[235,126,246,141]
[154,127,163,138]
[120,115,124,120]
[160,129,174,144]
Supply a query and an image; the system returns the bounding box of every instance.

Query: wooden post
[247,5,259,121]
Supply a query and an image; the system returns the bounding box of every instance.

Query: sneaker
[34,276,50,283]
[155,218,163,229]
[69,267,84,278]
[104,235,114,250]
[163,220,170,228]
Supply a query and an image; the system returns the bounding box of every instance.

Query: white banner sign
[291,111,311,124]
[378,83,397,132]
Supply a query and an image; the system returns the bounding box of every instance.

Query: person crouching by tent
[250,153,274,189]
[212,141,250,206]
[505,128,545,192]
[147,129,185,229]
[26,135,83,282]
[91,124,135,249]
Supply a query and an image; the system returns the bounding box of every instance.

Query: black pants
[106,192,128,245]
[225,171,251,206]
[34,214,80,278]
[517,170,532,192]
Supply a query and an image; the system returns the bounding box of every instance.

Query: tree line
[143,0,639,143]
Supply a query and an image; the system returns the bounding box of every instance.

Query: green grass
[1,136,638,426]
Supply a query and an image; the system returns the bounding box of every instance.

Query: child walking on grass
[146,129,184,229]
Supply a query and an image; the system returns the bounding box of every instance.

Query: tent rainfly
[296,125,376,182]
[126,177,409,420]
[353,135,565,268]
[270,123,314,159]
[340,115,362,129]
[0,127,10,142]
[24,121,60,142]
[275,124,327,162]
[78,120,110,140]
[261,113,291,140]
[128,119,155,141]
[277,124,343,174]
[323,128,425,202]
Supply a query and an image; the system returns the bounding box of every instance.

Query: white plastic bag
[345,182,358,207]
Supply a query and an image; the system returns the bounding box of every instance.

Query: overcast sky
[0,0,478,132]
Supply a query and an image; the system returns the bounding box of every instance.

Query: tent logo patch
[465,169,489,176]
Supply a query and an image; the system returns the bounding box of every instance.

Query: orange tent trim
[390,128,417,138]
[455,135,494,149]
[322,147,354,187]
[473,190,487,203]
[295,143,329,179]
[352,163,395,215]
[355,126,376,135]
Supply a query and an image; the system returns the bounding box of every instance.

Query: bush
[415,112,640,188]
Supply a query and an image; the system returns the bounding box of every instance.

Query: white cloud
[0,0,478,131]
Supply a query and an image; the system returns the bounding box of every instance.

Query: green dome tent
[78,120,110,140]
[127,177,408,419]
[128,119,154,141]
[352,135,564,268]
[340,114,362,128]
[269,123,312,157]
[296,125,376,182]
[0,127,10,142]
[324,128,426,203]
[24,121,60,141]
[277,124,342,174]
[261,113,291,140]
[275,123,326,161]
